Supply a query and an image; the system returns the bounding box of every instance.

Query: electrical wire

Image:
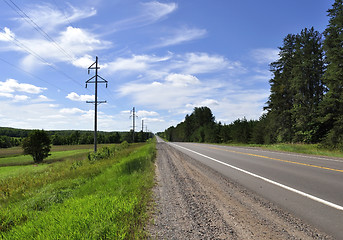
[3,0,76,63]
[0,27,90,91]
[0,56,69,94]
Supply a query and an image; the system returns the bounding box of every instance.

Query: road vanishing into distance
[155,136,343,239]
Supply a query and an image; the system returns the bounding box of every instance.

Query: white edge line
[169,142,343,211]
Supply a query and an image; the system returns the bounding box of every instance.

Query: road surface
[150,137,342,239]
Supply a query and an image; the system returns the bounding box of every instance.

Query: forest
[0,127,152,148]
[159,1,343,149]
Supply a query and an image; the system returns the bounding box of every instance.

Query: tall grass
[0,140,156,239]
[219,142,343,158]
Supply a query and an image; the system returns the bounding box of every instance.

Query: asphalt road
[158,137,343,239]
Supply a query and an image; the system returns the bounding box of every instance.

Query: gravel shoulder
[148,141,333,239]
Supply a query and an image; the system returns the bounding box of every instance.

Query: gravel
[148,141,333,239]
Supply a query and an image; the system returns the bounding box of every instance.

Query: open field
[0,140,156,239]
[0,144,113,158]
[0,144,116,166]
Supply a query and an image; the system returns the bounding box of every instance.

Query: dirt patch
[148,142,332,239]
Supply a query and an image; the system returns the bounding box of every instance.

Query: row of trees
[160,1,343,149]
[158,107,259,144]
[0,127,153,148]
[265,0,343,148]
[0,135,21,148]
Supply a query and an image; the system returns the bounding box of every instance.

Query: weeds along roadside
[0,139,156,239]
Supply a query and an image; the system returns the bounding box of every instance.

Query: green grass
[0,144,111,158]
[219,142,343,158]
[0,149,91,166]
[0,165,48,180]
[0,140,156,239]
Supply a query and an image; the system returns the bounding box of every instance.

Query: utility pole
[86,56,108,152]
[142,119,144,132]
[130,107,138,143]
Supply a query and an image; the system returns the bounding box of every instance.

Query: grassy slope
[0,140,156,239]
[218,143,343,158]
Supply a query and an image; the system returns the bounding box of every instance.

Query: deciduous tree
[22,130,51,163]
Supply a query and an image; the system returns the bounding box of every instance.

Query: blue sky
[0,0,333,133]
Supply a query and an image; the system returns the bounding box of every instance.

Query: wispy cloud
[137,110,159,117]
[251,48,279,65]
[152,27,207,48]
[108,1,177,32]
[18,3,97,32]
[171,52,244,75]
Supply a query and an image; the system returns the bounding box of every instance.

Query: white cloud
[13,95,29,102]
[21,3,96,32]
[251,48,279,64]
[153,27,207,48]
[109,1,177,32]
[2,6,110,70]
[169,52,244,75]
[143,117,164,123]
[137,110,159,117]
[106,54,170,74]
[165,73,200,87]
[142,1,177,21]
[60,108,85,114]
[0,27,15,42]
[120,110,131,115]
[66,92,94,101]
[72,54,96,68]
[186,99,219,108]
[0,92,14,98]
[0,79,46,94]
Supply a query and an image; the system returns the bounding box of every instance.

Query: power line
[51,0,74,28]
[0,56,69,94]
[3,0,76,63]
[1,27,88,91]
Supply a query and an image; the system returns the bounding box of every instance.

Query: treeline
[160,1,343,149]
[0,127,153,148]
[158,107,260,144]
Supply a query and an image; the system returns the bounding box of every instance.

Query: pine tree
[265,28,325,143]
[291,27,325,143]
[265,34,297,142]
[321,0,343,148]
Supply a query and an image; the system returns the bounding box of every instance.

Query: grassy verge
[0,139,156,239]
[219,142,343,158]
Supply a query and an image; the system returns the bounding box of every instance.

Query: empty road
[153,137,343,239]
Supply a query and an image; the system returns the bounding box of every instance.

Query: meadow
[0,140,156,239]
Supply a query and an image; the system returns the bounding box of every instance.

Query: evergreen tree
[265,34,297,142]
[291,28,325,143]
[266,28,325,143]
[321,0,343,148]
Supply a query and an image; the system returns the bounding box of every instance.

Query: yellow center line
[207,146,343,173]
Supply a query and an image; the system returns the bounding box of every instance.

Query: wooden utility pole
[86,56,108,152]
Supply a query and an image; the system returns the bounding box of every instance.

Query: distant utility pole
[85,56,108,152]
[130,107,138,143]
[142,119,144,132]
